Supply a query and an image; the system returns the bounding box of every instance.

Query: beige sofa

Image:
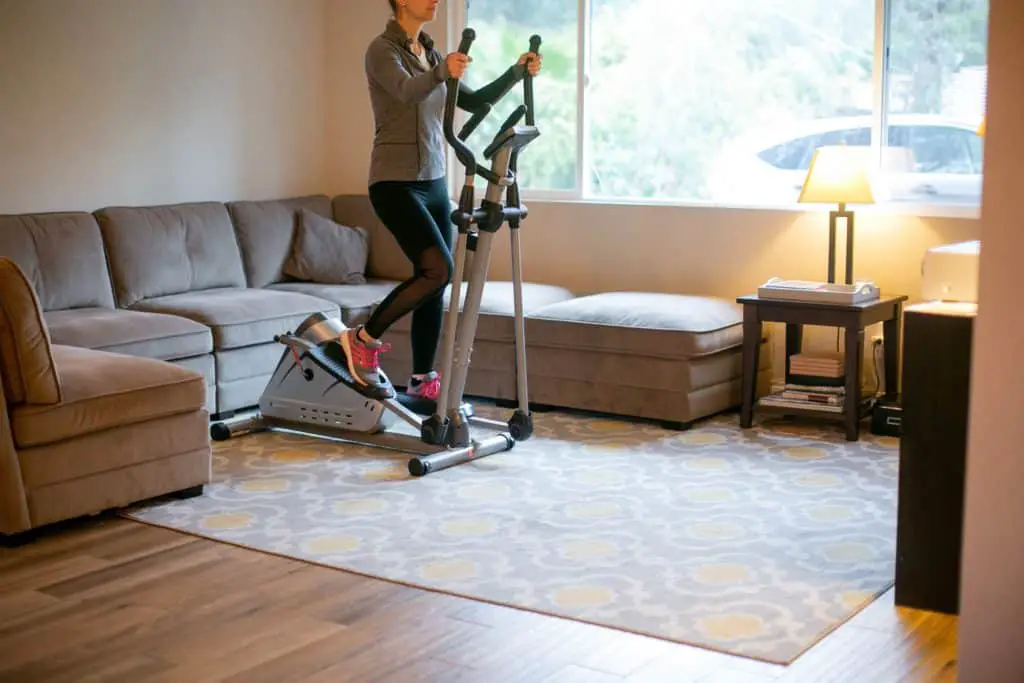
[1,193,770,427]
[0,257,211,546]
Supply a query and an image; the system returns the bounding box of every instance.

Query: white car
[705,114,984,206]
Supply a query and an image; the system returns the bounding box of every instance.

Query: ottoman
[379,280,576,400]
[524,291,773,427]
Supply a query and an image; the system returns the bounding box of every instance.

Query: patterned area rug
[122,405,899,665]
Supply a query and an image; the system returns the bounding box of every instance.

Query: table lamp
[798,145,877,285]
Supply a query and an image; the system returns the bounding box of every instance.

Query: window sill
[502,193,982,221]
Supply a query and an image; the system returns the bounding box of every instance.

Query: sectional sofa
[0,193,771,428]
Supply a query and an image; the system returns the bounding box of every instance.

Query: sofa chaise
[0,257,211,545]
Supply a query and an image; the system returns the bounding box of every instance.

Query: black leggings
[364,178,455,375]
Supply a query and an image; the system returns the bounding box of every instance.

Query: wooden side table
[736,294,907,441]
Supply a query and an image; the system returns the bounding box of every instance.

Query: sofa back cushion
[332,194,457,281]
[95,202,247,308]
[0,258,62,406]
[0,213,116,311]
[226,195,333,288]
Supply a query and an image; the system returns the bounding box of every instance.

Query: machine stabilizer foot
[408,433,514,477]
[210,415,266,441]
[210,422,232,441]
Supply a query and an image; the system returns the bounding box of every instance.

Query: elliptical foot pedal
[308,341,395,401]
[396,392,437,416]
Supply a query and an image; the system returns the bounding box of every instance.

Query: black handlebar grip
[458,28,476,55]
[524,35,541,126]
[444,28,478,175]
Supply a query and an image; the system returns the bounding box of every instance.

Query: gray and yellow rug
[122,405,900,664]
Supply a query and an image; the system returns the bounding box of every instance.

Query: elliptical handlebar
[443,28,478,176]
[443,29,542,181]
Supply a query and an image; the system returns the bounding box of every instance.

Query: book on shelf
[760,384,846,413]
[765,350,850,412]
[789,351,844,378]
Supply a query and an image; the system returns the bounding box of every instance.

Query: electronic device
[758,277,881,305]
[921,240,980,303]
[871,396,902,437]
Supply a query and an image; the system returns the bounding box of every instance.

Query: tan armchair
[0,258,211,545]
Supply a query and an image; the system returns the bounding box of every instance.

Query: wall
[958,0,1024,679]
[0,0,329,213]
[326,1,980,379]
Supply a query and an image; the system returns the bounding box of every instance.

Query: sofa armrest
[0,380,31,535]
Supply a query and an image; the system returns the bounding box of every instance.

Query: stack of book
[789,351,844,382]
[759,351,846,413]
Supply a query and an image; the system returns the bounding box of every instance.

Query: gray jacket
[364,20,527,186]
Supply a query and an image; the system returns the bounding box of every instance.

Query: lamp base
[828,203,856,285]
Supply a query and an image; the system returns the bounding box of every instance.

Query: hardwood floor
[0,514,958,682]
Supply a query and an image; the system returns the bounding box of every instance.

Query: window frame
[446,0,984,219]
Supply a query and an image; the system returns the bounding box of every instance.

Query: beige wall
[0,0,329,214]
[958,0,1024,680]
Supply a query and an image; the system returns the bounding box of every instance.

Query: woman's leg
[339,180,454,392]
[408,178,456,380]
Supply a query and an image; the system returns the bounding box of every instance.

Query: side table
[736,294,907,441]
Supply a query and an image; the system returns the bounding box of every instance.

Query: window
[452,0,988,209]
[459,0,579,192]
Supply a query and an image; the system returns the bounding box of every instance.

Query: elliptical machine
[210,28,542,478]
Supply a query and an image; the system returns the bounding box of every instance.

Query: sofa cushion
[0,258,62,406]
[95,202,247,308]
[332,193,459,282]
[283,209,370,285]
[387,281,576,342]
[130,287,339,350]
[527,292,746,359]
[43,308,213,361]
[11,345,206,449]
[227,195,334,288]
[267,279,398,326]
[0,212,116,311]
[17,410,211,492]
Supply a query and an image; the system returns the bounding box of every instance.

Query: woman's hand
[517,51,543,76]
[446,52,472,79]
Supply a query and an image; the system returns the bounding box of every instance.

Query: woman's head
[389,0,439,23]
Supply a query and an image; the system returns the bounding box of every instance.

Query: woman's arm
[365,40,449,106]
[457,64,527,113]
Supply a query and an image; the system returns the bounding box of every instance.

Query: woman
[340,0,542,401]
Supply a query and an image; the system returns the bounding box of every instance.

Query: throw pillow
[284,209,369,285]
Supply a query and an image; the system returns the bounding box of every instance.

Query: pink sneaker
[338,326,391,391]
[407,371,441,401]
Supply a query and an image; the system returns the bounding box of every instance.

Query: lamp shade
[798,145,877,205]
